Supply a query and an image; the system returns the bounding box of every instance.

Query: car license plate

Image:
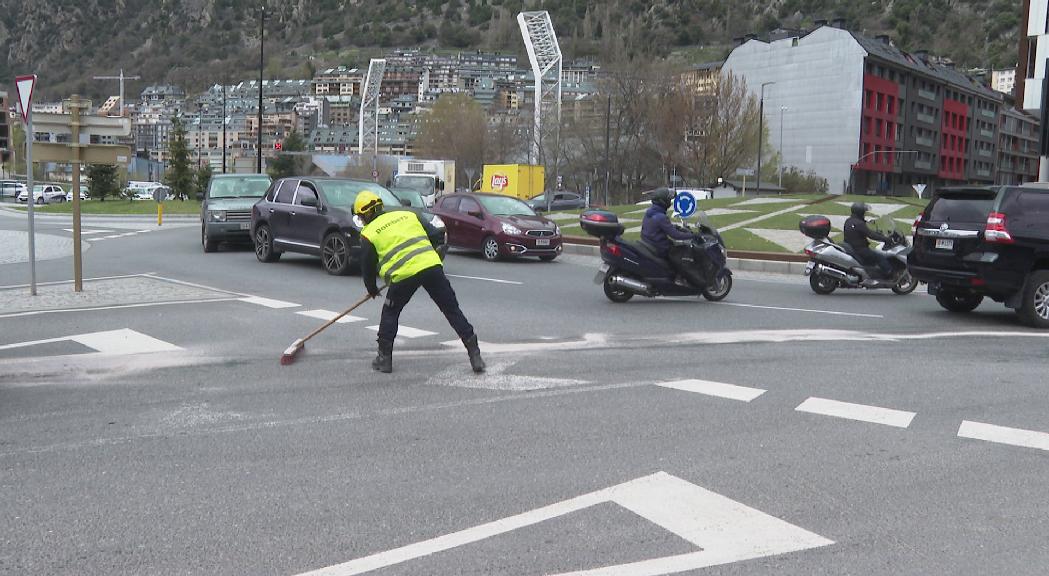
[935,238,954,250]
[536,238,550,246]
[240,223,251,230]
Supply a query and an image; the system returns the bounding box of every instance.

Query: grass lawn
[10,200,202,215]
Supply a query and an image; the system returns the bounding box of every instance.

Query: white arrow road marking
[796,397,916,428]
[958,421,1049,452]
[366,325,437,339]
[656,379,766,402]
[436,333,608,355]
[296,310,367,324]
[239,296,301,309]
[293,471,832,576]
[0,328,181,356]
[426,359,589,391]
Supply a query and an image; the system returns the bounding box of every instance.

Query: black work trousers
[377,265,475,343]
[854,246,893,277]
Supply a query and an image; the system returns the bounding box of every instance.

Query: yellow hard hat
[353,190,383,217]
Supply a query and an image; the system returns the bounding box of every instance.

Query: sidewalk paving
[0,276,237,316]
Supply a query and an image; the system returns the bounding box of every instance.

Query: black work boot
[372,339,393,373]
[463,334,485,373]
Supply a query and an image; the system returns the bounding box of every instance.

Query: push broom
[280,286,386,365]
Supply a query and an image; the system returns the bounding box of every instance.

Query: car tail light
[913,213,923,230]
[985,212,1014,244]
[971,277,986,287]
[804,247,815,257]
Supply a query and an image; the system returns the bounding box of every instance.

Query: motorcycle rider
[844,202,893,281]
[641,187,705,287]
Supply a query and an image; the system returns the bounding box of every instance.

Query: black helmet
[851,202,870,218]
[651,187,674,210]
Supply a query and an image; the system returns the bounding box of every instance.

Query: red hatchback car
[433,193,563,261]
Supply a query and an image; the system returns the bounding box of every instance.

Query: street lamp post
[222,81,227,174]
[779,106,788,188]
[756,81,775,196]
[849,149,920,195]
[256,6,266,174]
[197,102,203,170]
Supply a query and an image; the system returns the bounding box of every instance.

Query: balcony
[980,108,996,119]
[916,112,936,125]
[976,168,992,177]
[915,160,933,170]
[980,128,995,138]
[978,149,993,158]
[915,136,935,147]
[918,88,937,101]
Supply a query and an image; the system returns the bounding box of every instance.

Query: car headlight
[429,214,446,230]
[209,210,227,222]
[501,222,522,235]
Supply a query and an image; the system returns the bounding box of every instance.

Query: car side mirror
[400,198,412,206]
[438,179,446,191]
[468,210,483,219]
[300,196,318,208]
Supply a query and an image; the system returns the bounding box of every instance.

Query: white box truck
[392,159,455,207]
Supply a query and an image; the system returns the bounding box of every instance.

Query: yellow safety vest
[361,211,443,284]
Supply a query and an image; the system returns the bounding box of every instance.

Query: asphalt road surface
[2,208,1048,575]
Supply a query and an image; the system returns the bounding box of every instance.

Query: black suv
[251,177,447,275]
[908,184,1049,327]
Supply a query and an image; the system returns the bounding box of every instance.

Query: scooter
[799,215,917,295]
[580,210,733,303]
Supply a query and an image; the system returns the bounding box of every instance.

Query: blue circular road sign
[673,191,697,218]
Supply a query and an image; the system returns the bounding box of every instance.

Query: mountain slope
[0,0,1021,101]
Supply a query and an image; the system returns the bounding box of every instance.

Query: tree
[679,73,764,187]
[86,164,120,201]
[165,117,194,200]
[267,131,307,180]
[414,93,486,186]
[196,164,214,198]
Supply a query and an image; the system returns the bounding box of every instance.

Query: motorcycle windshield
[871,214,898,237]
[692,210,716,233]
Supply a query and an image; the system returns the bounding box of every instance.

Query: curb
[562,242,808,276]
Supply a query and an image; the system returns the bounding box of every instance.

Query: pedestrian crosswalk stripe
[795,397,915,428]
[366,325,437,339]
[296,309,367,324]
[239,296,300,309]
[0,328,181,356]
[958,420,1049,452]
[656,379,766,402]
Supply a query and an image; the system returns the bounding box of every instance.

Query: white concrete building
[992,68,1016,95]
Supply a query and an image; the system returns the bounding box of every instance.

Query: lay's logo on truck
[490,174,509,189]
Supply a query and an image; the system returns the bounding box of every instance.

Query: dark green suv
[201,174,272,252]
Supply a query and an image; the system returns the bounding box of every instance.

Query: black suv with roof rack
[908,184,1049,327]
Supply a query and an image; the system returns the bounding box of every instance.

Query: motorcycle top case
[799,215,832,239]
[580,210,625,238]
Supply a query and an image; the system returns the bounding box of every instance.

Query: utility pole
[93,69,141,117]
[604,94,611,207]
[257,5,266,174]
[756,81,774,196]
[197,102,204,169]
[779,106,788,188]
[222,81,228,174]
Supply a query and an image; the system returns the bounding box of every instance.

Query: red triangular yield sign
[15,74,36,124]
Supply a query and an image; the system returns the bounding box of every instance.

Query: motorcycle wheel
[702,274,732,301]
[603,274,634,303]
[809,272,838,295]
[892,272,918,295]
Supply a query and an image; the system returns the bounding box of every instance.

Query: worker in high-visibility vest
[354,191,485,374]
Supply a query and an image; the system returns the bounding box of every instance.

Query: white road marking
[446,274,523,285]
[0,328,181,355]
[293,471,832,576]
[239,296,301,309]
[367,325,437,338]
[958,421,1049,452]
[296,309,366,324]
[425,359,588,391]
[144,273,247,297]
[795,397,915,428]
[99,235,122,239]
[656,379,766,402]
[718,302,883,318]
[62,228,112,235]
[0,297,240,319]
[720,204,807,232]
[435,333,607,354]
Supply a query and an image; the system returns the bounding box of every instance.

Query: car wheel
[35,197,44,205]
[1018,270,1049,328]
[254,224,280,263]
[202,226,218,253]
[482,236,501,262]
[322,232,351,275]
[539,254,557,262]
[935,289,982,313]
[603,274,634,303]
[891,271,918,295]
[809,272,837,295]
